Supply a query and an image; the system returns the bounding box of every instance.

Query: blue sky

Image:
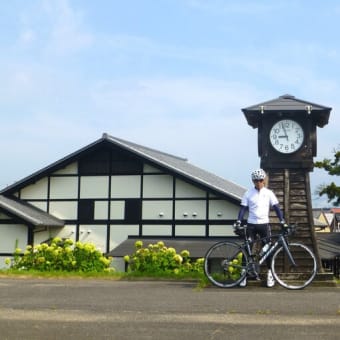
[1,0,339,207]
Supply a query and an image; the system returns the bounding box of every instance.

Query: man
[235,169,287,288]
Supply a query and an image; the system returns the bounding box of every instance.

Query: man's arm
[272,204,286,225]
[237,205,248,222]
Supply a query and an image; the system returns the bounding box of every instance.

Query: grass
[0,269,122,280]
[0,268,207,283]
[1,269,337,289]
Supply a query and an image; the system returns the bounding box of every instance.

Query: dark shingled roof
[316,233,340,260]
[104,134,246,201]
[0,195,64,227]
[242,94,331,128]
[1,134,246,202]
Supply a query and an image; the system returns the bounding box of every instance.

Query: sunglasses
[253,179,264,182]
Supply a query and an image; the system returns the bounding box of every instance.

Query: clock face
[269,119,304,154]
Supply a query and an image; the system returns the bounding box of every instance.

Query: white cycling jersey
[241,186,279,224]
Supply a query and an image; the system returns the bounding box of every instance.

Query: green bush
[6,237,113,273]
[124,240,204,276]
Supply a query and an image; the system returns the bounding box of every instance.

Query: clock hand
[281,122,289,140]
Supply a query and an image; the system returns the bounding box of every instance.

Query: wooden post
[267,168,323,272]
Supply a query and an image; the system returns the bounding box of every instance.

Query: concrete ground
[0,277,339,340]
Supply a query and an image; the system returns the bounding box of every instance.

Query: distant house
[313,208,340,277]
[330,208,340,232]
[313,209,331,232]
[313,208,340,233]
[0,133,246,269]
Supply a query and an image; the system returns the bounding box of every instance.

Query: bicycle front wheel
[204,241,248,288]
[271,243,317,290]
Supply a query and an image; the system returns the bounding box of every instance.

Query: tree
[314,147,340,206]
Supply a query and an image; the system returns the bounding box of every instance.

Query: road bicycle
[204,224,317,290]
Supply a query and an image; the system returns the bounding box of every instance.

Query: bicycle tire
[271,242,317,290]
[204,241,248,288]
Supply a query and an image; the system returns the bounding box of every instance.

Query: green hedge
[6,237,113,273]
[124,240,204,276]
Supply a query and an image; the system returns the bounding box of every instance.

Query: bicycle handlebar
[233,223,296,238]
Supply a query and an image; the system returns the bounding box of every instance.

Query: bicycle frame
[242,226,297,270]
[258,235,297,267]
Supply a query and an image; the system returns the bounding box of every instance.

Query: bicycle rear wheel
[271,243,317,290]
[204,241,248,288]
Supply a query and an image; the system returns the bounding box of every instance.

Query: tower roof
[242,94,331,128]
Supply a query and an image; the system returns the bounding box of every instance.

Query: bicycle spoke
[204,241,248,288]
[271,243,317,290]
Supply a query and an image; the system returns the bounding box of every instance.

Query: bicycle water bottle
[260,243,270,256]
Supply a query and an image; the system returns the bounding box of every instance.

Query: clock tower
[242,94,331,273]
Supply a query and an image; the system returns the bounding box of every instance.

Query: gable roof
[242,94,331,128]
[324,213,334,225]
[0,195,64,227]
[1,133,246,202]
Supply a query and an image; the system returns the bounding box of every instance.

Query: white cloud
[90,76,261,119]
[41,0,93,55]
[19,29,36,44]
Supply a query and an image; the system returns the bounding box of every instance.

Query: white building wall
[175,200,206,219]
[142,201,173,219]
[50,177,78,199]
[175,225,205,236]
[49,201,78,219]
[80,176,109,198]
[79,225,107,251]
[209,225,235,237]
[111,175,141,198]
[33,229,52,245]
[1,157,242,265]
[143,175,173,198]
[50,225,77,241]
[109,225,139,250]
[110,201,125,219]
[27,201,48,211]
[142,225,172,236]
[52,162,78,174]
[175,179,205,198]
[94,201,109,219]
[20,178,48,199]
[0,224,27,252]
[209,200,240,220]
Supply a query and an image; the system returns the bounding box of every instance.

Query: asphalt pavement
[0,277,339,340]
